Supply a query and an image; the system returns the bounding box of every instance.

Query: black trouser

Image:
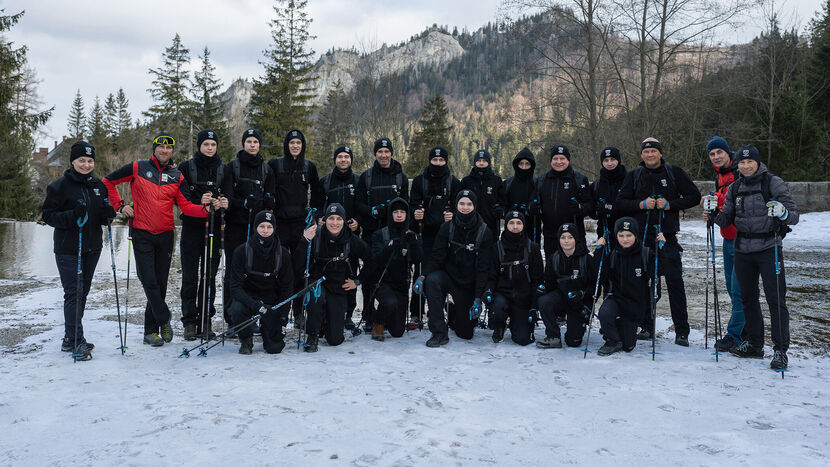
[180,221,222,330]
[278,217,306,321]
[735,247,789,352]
[132,229,174,335]
[228,300,286,354]
[640,238,690,338]
[598,296,637,351]
[424,270,476,339]
[538,290,586,347]
[222,222,249,322]
[374,285,407,337]
[55,250,101,345]
[361,228,378,324]
[306,288,347,346]
[491,293,534,346]
[409,233,435,320]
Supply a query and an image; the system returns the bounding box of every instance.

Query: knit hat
[505,209,525,224]
[641,138,662,153]
[283,129,306,158]
[374,137,394,155]
[323,203,347,220]
[706,136,731,156]
[557,222,578,238]
[455,189,477,208]
[70,141,95,163]
[242,128,262,145]
[429,146,449,162]
[734,145,761,165]
[614,216,639,236]
[550,144,570,160]
[513,147,536,172]
[197,129,218,148]
[473,149,491,165]
[333,145,353,161]
[152,131,175,152]
[599,146,621,164]
[254,210,275,229]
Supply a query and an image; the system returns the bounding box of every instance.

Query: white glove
[766,201,788,220]
[702,194,718,212]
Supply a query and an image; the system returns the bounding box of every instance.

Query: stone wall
[692,181,830,213]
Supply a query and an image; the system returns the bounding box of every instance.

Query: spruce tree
[67,89,85,139]
[313,80,351,174]
[0,9,52,219]
[87,96,106,149]
[408,93,453,175]
[103,93,117,142]
[249,0,318,156]
[145,33,192,157]
[190,46,232,160]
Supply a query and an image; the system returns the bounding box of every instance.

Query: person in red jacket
[103,132,212,347]
[701,136,744,352]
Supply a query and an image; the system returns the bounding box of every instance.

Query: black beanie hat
[614,216,639,236]
[373,137,394,155]
[600,146,621,164]
[242,128,262,145]
[152,131,175,152]
[455,189,477,208]
[323,203,347,220]
[505,209,525,224]
[283,129,306,157]
[333,145,353,161]
[557,222,578,239]
[254,210,276,230]
[550,144,571,160]
[734,145,761,165]
[473,149,491,165]
[641,138,663,153]
[70,141,95,163]
[197,129,218,149]
[429,146,449,162]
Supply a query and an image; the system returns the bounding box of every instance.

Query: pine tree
[313,80,351,174]
[407,93,453,175]
[103,93,117,141]
[87,96,106,149]
[67,89,85,139]
[0,9,52,219]
[249,0,318,156]
[145,33,192,157]
[190,46,232,160]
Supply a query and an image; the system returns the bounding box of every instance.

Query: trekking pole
[704,223,710,350]
[180,277,326,357]
[71,203,88,362]
[124,216,133,349]
[206,203,216,339]
[105,214,126,355]
[219,207,226,345]
[651,210,664,361]
[355,245,398,337]
[418,203,425,330]
[583,231,608,358]
[200,203,211,346]
[709,222,724,362]
[299,207,317,349]
[772,209,787,379]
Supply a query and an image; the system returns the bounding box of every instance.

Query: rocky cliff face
[221,28,466,132]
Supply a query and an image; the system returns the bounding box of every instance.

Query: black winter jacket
[424,214,494,297]
[461,167,504,234]
[356,160,409,233]
[600,243,652,321]
[178,151,233,227]
[229,237,294,311]
[589,164,627,241]
[486,233,544,309]
[409,167,461,238]
[295,228,370,296]
[535,166,591,241]
[543,242,598,311]
[225,150,276,226]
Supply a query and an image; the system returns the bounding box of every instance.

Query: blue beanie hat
[706,136,730,156]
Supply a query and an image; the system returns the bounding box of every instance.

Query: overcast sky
[3,0,826,149]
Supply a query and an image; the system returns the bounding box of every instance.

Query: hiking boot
[492,327,505,343]
[344,320,356,331]
[636,329,652,340]
[160,322,173,343]
[143,333,164,347]
[61,338,94,352]
[714,335,737,352]
[304,333,319,352]
[730,341,764,359]
[184,324,198,341]
[597,341,623,356]
[238,337,254,355]
[71,342,92,362]
[362,323,373,334]
[770,350,788,370]
[675,335,689,347]
[535,335,562,349]
[407,317,422,330]
[371,324,385,342]
[426,333,449,348]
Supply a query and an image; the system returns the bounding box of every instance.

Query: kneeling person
[595,217,652,356]
[484,210,544,345]
[228,211,294,355]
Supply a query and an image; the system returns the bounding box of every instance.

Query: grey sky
[2,0,825,149]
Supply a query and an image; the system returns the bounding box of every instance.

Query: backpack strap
[231,158,267,196]
[245,241,283,278]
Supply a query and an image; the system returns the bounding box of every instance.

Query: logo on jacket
[661,179,667,187]
[145,171,153,178]
[564,182,570,190]
[635,268,642,277]
[486,187,493,195]
[571,269,579,279]
[93,188,100,196]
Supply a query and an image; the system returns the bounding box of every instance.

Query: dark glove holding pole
[243,195,254,210]
[412,275,425,295]
[255,300,269,316]
[102,199,117,222]
[568,197,581,216]
[404,230,417,244]
[73,202,88,220]
[469,298,483,321]
[483,289,494,305]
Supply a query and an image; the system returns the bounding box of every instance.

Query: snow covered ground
[1,214,829,465]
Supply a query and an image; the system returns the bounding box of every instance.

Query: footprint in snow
[746,419,775,430]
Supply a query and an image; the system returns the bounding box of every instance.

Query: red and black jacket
[103,155,207,234]
[713,158,739,241]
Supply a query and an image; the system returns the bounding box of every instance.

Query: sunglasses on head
[154,136,176,146]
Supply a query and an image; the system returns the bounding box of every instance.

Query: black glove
[255,300,269,316]
[483,289,494,305]
[243,195,255,210]
[73,203,87,219]
[404,230,418,243]
[372,204,387,219]
[567,197,581,216]
[103,204,116,222]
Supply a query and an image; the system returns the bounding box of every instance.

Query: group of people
[42,128,799,371]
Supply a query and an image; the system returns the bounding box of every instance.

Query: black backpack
[321,172,360,198]
[632,163,676,195]
[244,240,283,278]
[365,167,404,206]
[497,240,532,282]
[274,157,311,186]
[186,159,225,194]
[447,221,488,255]
[229,158,270,197]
